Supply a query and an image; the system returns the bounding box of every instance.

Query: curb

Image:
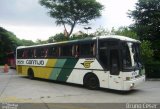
[146,78,160,81]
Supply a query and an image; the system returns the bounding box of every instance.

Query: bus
[16,35,145,91]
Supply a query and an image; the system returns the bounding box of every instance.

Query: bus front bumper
[123,75,145,90]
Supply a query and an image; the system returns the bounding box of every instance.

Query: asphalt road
[0,69,160,109]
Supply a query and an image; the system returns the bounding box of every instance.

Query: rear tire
[28,69,34,80]
[84,74,99,90]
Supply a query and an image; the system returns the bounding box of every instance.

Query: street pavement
[0,68,160,109]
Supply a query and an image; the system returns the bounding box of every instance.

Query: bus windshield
[122,42,132,68]
[132,43,142,68]
[122,42,142,70]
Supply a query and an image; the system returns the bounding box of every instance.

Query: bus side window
[47,47,52,58]
[92,43,96,56]
[53,47,58,57]
[47,46,58,58]
[79,43,93,57]
[35,48,42,58]
[40,47,48,58]
[58,47,61,57]
[22,50,28,59]
[39,47,46,58]
[28,49,34,58]
[75,45,79,58]
[44,48,48,58]
[72,45,75,56]
[22,50,25,59]
[33,49,36,58]
[35,48,44,58]
[61,45,72,57]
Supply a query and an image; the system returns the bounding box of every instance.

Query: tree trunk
[62,22,69,37]
[68,21,76,37]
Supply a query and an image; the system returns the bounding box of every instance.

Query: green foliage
[0,27,20,64]
[93,26,139,40]
[111,27,139,39]
[21,39,35,46]
[70,34,94,40]
[0,27,20,52]
[39,0,103,37]
[48,36,54,43]
[94,27,110,36]
[47,33,95,42]
[0,27,36,64]
[140,40,154,63]
[52,33,69,42]
[109,27,154,65]
[36,39,48,44]
[129,0,160,62]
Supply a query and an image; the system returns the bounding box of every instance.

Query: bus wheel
[84,74,99,90]
[28,68,34,80]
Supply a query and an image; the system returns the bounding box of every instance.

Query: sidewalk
[0,66,17,75]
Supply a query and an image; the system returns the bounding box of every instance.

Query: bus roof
[94,35,140,42]
[17,35,140,49]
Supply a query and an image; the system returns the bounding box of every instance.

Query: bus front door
[108,49,123,90]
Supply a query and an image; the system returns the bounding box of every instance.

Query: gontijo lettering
[26,60,44,65]
[17,59,45,66]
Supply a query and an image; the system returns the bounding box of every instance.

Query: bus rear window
[17,49,23,59]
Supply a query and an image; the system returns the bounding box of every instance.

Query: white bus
[16,35,145,90]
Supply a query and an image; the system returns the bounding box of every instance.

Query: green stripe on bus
[49,59,67,80]
[57,58,78,82]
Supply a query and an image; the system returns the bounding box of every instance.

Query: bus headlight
[130,83,135,88]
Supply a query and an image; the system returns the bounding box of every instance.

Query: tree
[36,39,48,44]
[94,26,110,36]
[0,27,21,52]
[140,40,153,63]
[21,39,35,46]
[52,33,69,42]
[48,36,55,43]
[111,27,139,39]
[110,27,153,63]
[128,0,160,60]
[0,27,21,64]
[39,0,103,37]
[0,27,36,64]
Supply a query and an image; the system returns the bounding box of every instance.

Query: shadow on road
[99,88,140,95]
[20,76,141,95]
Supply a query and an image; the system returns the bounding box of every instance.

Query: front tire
[84,74,99,90]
